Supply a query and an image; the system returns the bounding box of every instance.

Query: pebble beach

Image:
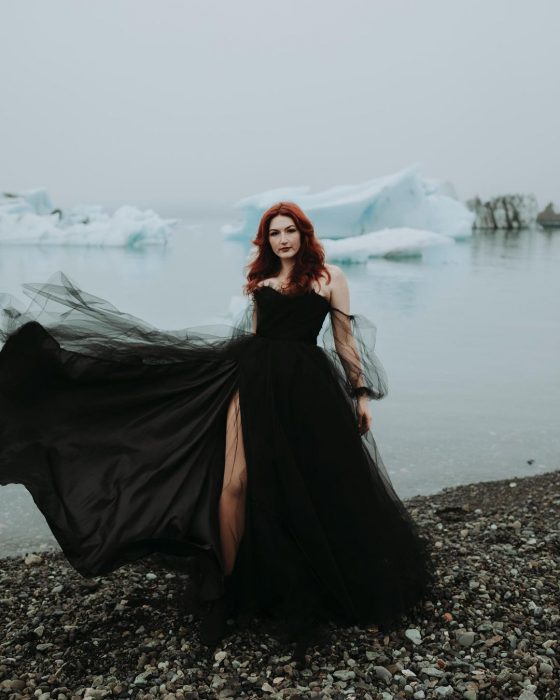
[1,469,558,700]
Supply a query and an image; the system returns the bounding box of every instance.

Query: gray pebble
[373,665,393,683]
[405,628,422,645]
[333,669,355,680]
[421,666,444,678]
[518,691,538,700]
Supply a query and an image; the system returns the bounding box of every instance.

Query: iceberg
[0,189,178,247]
[221,165,474,244]
[321,227,455,263]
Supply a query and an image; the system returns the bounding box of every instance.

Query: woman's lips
[280,247,291,251]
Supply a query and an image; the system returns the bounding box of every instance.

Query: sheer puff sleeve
[319,305,389,401]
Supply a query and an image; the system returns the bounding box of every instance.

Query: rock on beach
[0,469,558,699]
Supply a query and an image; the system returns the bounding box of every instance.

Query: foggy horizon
[2,0,558,214]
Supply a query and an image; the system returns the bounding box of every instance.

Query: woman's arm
[329,266,373,434]
[329,266,369,398]
[251,305,257,334]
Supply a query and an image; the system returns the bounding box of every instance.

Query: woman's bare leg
[219,389,247,576]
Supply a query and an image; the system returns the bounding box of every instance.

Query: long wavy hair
[244,201,331,297]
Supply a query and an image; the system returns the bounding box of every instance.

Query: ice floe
[222,165,474,261]
[0,189,177,247]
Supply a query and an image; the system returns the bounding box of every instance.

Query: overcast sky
[1,0,558,212]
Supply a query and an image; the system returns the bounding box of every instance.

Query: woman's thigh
[222,389,247,498]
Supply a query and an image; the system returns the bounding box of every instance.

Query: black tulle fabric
[0,273,436,635]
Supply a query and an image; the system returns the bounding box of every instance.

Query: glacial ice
[221,165,474,261]
[0,189,177,247]
[322,227,454,262]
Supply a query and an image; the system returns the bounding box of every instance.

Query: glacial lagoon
[0,210,558,555]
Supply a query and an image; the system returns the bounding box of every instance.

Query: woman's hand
[357,395,373,435]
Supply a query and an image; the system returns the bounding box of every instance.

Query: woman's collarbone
[259,277,331,301]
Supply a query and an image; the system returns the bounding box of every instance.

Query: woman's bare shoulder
[314,264,341,301]
[324,265,350,310]
[325,263,343,275]
[325,264,347,287]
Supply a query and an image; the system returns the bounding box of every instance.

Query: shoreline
[1,468,557,560]
[1,469,558,699]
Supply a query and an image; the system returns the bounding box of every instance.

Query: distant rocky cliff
[466,194,539,229]
[536,203,560,228]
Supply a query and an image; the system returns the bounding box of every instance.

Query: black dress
[0,273,435,635]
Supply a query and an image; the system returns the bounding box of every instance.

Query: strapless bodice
[254,285,330,344]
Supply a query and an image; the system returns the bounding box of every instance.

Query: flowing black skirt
[0,273,436,635]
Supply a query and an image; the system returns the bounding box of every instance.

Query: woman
[0,201,435,651]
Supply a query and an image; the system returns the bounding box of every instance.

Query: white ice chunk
[222,165,474,241]
[0,189,178,247]
[321,227,454,262]
[0,188,54,215]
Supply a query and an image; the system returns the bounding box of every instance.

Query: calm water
[1,210,559,555]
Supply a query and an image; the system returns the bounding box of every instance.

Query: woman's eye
[270,229,296,236]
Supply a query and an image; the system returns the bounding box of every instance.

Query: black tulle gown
[0,273,435,635]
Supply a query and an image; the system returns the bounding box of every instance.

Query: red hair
[244,201,331,297]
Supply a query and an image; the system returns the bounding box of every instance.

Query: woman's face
[268,215,302,260]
